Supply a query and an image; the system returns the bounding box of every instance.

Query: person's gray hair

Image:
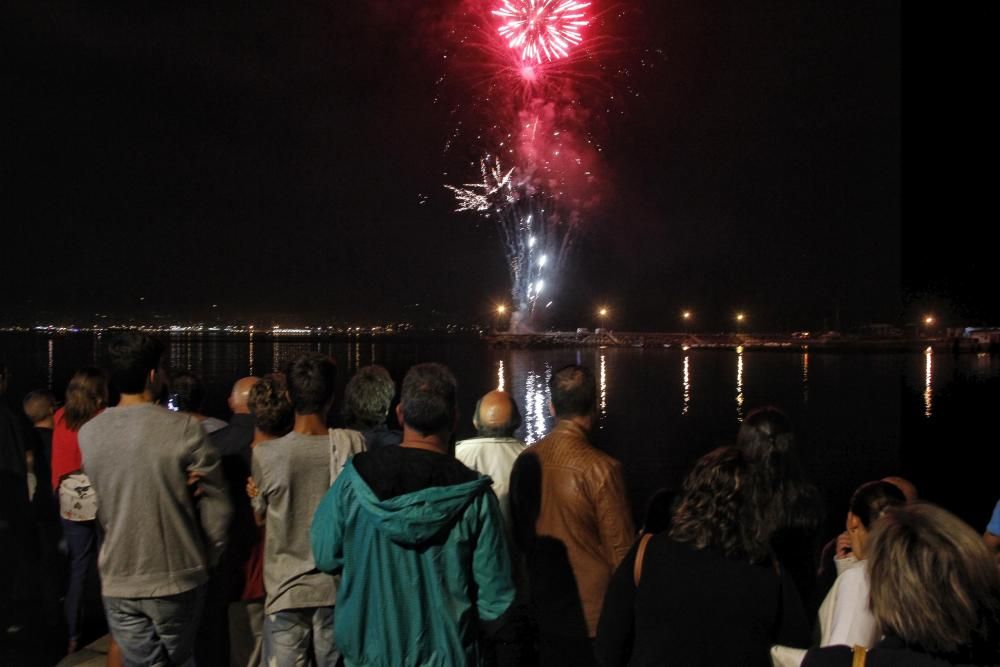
[343,365,396,431]
[868,502,1000,655]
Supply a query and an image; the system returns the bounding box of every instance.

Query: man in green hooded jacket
[311,362,515,667]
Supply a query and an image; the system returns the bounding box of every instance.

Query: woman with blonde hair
[51,367,108,655]
[802,502,1000,666]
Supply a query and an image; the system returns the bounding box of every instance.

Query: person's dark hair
[283,352,337,416]
[474,396,522,438]
[248,373,293,437]
[399,363,457,436]
[849,480,905,528]
[735,406,823,545]
[107,332,165,394]
[62,367,109,431]
[165,370,204,413]
[342,365,395,431]
[23,390,57,424]
[549,364,596,418]
[868,502,1000,658]
[669,447,768,561]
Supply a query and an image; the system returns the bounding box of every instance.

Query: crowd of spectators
[1,334,999,667]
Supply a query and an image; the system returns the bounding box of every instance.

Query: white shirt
[818,560,880,648]
[454,436,525,527]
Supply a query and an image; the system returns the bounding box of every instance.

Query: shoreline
[2,328,991,353]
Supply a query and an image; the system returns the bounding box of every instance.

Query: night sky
[5,2,981,330]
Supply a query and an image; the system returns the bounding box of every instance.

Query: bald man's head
[229,376,260,415]
[473,390,521,438]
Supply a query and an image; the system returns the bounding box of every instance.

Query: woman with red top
[51,367,107,655]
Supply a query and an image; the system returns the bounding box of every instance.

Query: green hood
[345,461,493,546]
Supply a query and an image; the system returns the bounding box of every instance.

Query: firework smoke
[443,0,614,331]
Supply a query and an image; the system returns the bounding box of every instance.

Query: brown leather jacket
[510,420,636,637]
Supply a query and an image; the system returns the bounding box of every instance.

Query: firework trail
[446,154,582,325]
[444,0,611,331]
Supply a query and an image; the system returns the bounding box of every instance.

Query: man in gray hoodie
[79,332,231,667]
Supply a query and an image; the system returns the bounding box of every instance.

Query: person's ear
[548,400,557,418]
[396,403,404,426]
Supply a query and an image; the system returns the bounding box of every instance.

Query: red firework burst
[492,0,591,64]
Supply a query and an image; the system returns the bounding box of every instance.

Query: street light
[597,306,609,332]
[494,304,507,332]
[923,315,935,326]
[735,312,746,334]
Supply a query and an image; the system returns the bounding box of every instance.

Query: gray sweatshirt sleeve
[185,420,232,566]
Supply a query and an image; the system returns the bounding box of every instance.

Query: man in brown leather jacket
[509,364,635,666]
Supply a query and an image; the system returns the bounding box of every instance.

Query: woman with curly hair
[595,446,810,666]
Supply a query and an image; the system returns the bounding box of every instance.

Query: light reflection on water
[682,354,691,415]
[802,350,809,404]
[522,364,552,445]
[599,353,608,418]
[47,339,54,389]
[736,345,745,422]
[497,359,506,391]
[924,347,933,418]
[248,331,255,376]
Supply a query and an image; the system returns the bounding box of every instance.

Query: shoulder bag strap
[851,645,868,667]
[633,532,653,587]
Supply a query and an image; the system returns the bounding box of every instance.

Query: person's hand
[246,476,259,499]
[187,471,205,498]
[835,531,852,559]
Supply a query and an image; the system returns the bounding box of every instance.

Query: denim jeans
[104,585,206,667]
[262,606,338,667]
[62,517,99,641]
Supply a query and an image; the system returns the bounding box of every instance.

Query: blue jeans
[62,517,98,641]
[263,606,338,667]
[104,585,206,667]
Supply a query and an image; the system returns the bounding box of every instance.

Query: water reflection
[248,331,255,376]
[802,350,809,404]
[47,339,54,389]
[523,364,552,445]
[272,339,280,373]
[736,346,745,422]
[599,353,608,420]
[924,347,933,418]
[682,354,691,415]
[497,359,506,391]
